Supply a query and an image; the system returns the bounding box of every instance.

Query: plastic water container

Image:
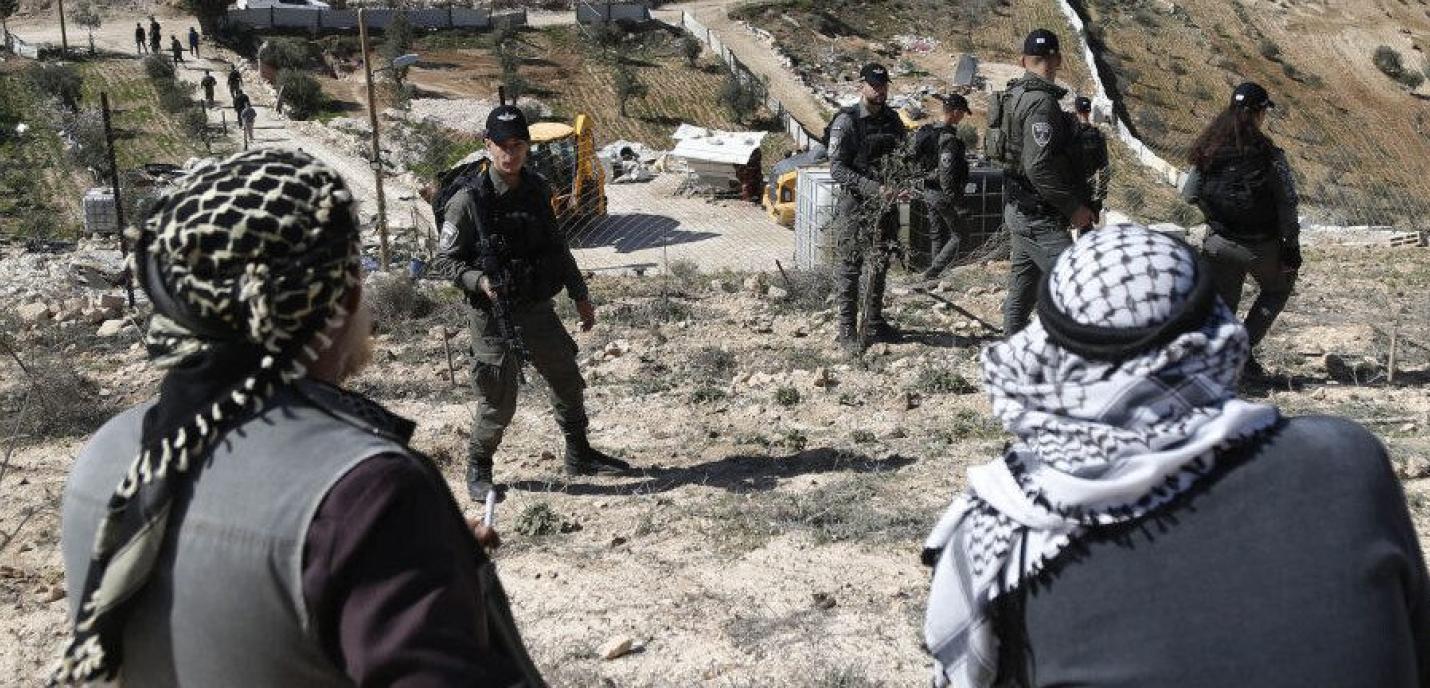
[83,187,118,235]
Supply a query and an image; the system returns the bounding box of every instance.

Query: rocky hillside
[1075,0,1430,228]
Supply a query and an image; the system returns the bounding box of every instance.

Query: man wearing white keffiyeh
[923,224,1430,687]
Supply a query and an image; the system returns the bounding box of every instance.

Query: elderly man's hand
[576,299,597,332]
[465,517,502,550]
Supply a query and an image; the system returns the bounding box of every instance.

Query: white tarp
[670,125,767,165]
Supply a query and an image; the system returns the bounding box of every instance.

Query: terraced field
[409,25,797,157]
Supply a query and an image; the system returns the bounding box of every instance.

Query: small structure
[953,53,979,89]
[82,188,118,235]
[670,124,767,199]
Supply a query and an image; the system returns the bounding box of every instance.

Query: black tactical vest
[847,106,906,177]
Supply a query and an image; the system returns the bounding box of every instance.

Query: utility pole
[56,0,68,56]
[100,92,135,308]
[358,8,391,272]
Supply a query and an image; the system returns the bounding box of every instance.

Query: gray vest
[61,383,409,688]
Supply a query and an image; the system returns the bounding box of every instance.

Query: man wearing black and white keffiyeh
[53,149,546,687]
[923,224,1430,687]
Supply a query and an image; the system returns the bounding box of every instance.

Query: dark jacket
[1182,143,1300,244]
[932,126,969,202]
[992,415,1430,688]
[1005,72,1085,219]
[829,101,908,198]
[429,166,589,307]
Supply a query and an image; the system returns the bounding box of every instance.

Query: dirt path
[658,1,833,135]
[9,12,428,255]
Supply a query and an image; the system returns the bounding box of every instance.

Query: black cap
[936,93,971,113]
[1023,29,1060,57]
[1231,81,1273,111]
[485,105,530,142]
[860,63,891,86]
[1075,96,1092,113]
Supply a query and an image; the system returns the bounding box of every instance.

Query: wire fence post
[100,92,136,308]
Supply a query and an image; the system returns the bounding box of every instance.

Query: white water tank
[83,187,118,235]
[794,167,841,269]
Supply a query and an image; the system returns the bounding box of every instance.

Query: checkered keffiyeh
[52,149,362,685]
[923,225,1280,688]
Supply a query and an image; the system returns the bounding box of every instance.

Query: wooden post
[56,0,68,56]
[1389,320,1399,386]
[100,92,136,308]
[359,8,392,272]
[441,327,456,385]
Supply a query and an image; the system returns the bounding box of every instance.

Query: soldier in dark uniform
[920,93,973,281]
[169,35,185,64]
[227,64,242,100]
[430,105,631,501]
[1071,95,1111,221]
[201,69,217,108]
[998,29,1095,335]
[148,16,162,55]
[1182,82,1300,379]
[828,62,908,348]
[134,23,147,54]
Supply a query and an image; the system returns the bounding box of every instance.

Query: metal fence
[680,11,821,152]
[225,7,528,31]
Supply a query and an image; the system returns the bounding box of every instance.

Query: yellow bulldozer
[526,114,607,226]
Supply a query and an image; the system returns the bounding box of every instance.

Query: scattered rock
[603,341,625,359]
[609,536,628,548]
[43,586,66,604]
[742,275,765,293]
[766,285,789,300]
[812,367,834,388]
[98,294,126,311]
[84,308,111,324]
[600,635,635,660]
[709,279,733,293]
[1399,456,1430,480]
[97,319,127,337]
[812,592,837,610]
[17,302,51,323]
[540,450,557,462]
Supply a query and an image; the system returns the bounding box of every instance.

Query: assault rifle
[474,87,531,383]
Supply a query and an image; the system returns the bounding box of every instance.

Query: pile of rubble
[1,240,139,337]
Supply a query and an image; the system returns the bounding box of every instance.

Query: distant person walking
[169,35,185,64]
[201,69,217,107]
[134,23,147,54]
[227,64,242,99]
[241,102,257,145]
[188,26,200,58]
[1181,82,1299,379]
[147,16,161,54]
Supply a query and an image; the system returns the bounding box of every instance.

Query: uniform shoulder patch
[439,220,460,252]
[1032,121,1052,148]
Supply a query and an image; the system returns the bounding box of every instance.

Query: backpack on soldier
[983,86,1022,168]
[912,123,943,175]
[1068,115,1109,181]
[430,156,490,229]
[1198,150,1279,238]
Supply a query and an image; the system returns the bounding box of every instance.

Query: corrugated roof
[670,124,767,165]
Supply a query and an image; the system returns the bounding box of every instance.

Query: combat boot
[563,430,632,476]
[836,321,861,354]
[866,319,900,343]
[466,455,497,503]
